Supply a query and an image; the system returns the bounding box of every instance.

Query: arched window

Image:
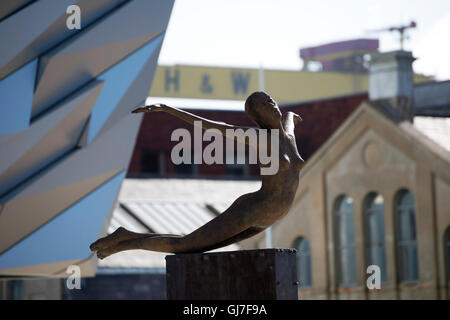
[295,237,312,289]
[395,189,419,284]
[364,192,387,284]
[445,227,450,283]
[334,195,356,287]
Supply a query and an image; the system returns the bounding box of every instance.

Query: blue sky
[158,0,450,80]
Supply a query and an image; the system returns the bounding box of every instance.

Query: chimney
[368,50,416,121]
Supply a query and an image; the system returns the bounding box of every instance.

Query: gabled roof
[298,100,450,181]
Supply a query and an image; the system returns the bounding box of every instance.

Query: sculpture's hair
[245,91,269,128]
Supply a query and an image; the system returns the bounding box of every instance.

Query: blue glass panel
[0,171,125,269]
[364,193,387,283]
[87,34,163,144]
[296,238,312,288]
[335,196,357,286]
[0,59,37,135]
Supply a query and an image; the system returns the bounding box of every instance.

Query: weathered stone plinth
[165,248,298,300]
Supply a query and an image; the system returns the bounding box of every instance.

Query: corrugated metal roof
[108,204,149,234]
[100,200,240,270]
[107,178,261,237]
[117,178,261,203]
[114,201,234,236]
[210,202,232,214]
[121,201,217,235]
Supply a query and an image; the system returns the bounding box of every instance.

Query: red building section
[127,93,368,178]
[300,38,379,73]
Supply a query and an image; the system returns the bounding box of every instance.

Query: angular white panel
[0,169,121,254]
[32,0,174,117]
[0,80,104,196]
[87,34,164,143]
[0,0,128,80]
[0,0,72,75]
[96,36,164,140]
[0,171,126,269]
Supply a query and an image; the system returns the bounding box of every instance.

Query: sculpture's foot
[96,247,115,260]
[89,226,130,251]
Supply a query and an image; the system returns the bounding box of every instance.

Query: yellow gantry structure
[149,64,432,104]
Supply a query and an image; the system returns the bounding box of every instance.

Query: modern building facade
[0,0,174,279]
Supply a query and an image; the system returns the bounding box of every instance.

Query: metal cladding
[0,0,174,277]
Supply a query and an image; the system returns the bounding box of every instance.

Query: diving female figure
[90,91,304,258]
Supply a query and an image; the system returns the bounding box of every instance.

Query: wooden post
[166,248,298,300]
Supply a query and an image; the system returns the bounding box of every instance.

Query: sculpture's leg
[89,226,179,251]
[190,226,264,252]
[95,192,266,258]
[95,226,264,259]
[96,234,182,258]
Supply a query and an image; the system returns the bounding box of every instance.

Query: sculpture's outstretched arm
[133,104,258,147]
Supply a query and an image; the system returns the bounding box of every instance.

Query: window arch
[395,189,419,284]
[334,195,356,287]
[445,227,450,283]
[364,192,387,284]
[295,237,312,289]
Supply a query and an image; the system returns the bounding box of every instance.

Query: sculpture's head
[245,91,282,129]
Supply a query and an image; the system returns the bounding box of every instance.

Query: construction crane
[367,21,417,50]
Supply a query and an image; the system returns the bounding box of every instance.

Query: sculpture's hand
[283,111,303,125]
[287,111,303,125]
[291,112,303,125]
[131,103,167,114]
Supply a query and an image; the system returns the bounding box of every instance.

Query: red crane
[368,21,417,50]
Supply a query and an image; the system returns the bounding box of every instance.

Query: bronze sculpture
[90,91,304,259]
